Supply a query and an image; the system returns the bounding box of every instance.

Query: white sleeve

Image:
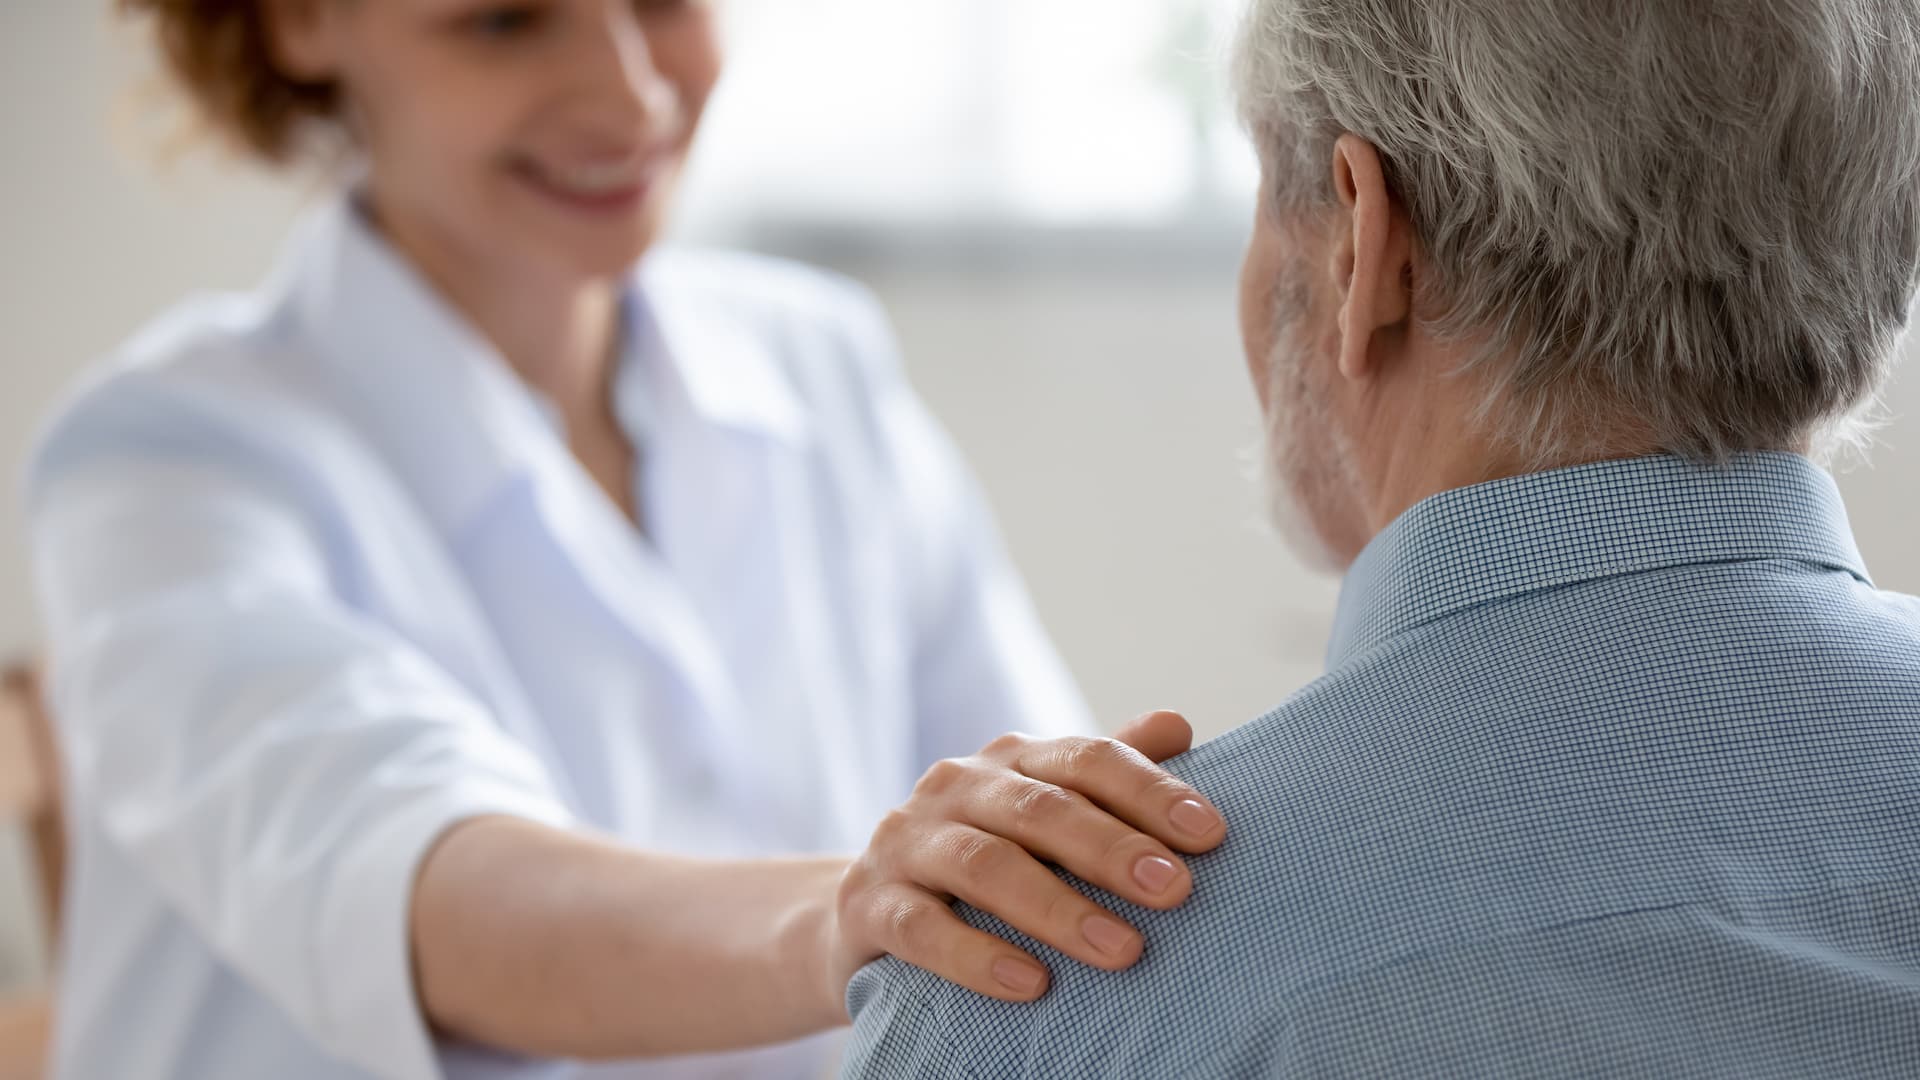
[28,426,574,1080]
[843,295,1097,761]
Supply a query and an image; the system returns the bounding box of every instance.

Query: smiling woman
[263,0,718,284]
[30,2,1230,1079]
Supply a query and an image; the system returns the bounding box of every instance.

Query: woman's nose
[575,7,681,134]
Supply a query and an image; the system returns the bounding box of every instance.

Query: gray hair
[1233,0,1920,465]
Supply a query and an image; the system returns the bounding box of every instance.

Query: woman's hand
[827,710,1227,1010]
[407,714,1219,1056]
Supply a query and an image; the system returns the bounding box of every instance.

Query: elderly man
[843,0,1920,1075]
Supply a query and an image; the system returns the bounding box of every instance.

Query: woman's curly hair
[118,0,341,164]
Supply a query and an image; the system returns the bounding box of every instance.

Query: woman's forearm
[408,716,1230,1063]
[410,815,850,1060]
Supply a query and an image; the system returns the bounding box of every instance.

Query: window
[678,0,1255,238]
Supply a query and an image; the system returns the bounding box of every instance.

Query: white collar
[275,194,810,537]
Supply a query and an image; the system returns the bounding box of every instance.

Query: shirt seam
[1179,873,1920,1076]
[1336,553,1857,668]
[863,969,991,1080]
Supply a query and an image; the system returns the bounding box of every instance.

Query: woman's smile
[506,148,679,218]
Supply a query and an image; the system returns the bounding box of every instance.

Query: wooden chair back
[0,663,61,1080]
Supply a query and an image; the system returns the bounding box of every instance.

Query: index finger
[1015,732,1227,855]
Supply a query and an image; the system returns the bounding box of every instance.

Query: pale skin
[261,0,1227,1061]
[414,716,1216,1058]
[1238,134,1664,566]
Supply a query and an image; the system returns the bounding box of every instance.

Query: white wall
[1,4,312,653]
[866,265,1341,733]
[5,0,1920,991]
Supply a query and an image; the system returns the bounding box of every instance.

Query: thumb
[1111,709,1195,764]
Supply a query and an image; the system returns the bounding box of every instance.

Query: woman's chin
[556,202,674,279]
[571,234,660,279]
[508,216,663,283]
[501,171,678,279]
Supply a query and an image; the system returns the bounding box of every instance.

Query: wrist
[776,856,855,1030]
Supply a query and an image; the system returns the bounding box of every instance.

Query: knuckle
[951,833,1015,885]
[1100,828,1152,869]
[1091,737,1136,769]
[1007,782,1076,830]
[869,808,916,851]
[885,898,939,954]
[1060,738,1115,777]
[1043,886,1090,931]
[982,731,1028,758]
[914,758,969,798]
[1146,773,1195,807]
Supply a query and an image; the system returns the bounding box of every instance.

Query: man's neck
[1345,392,1663,557]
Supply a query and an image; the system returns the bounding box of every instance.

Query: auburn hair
[119,0,340,164]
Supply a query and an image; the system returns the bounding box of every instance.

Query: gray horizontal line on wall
[718,217,1251,277]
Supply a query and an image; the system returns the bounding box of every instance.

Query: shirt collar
[1326,453,1872,668]
[275,195,807,537]
[629,254,810,446]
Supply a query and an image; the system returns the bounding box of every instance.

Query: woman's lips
[511,153,674,216]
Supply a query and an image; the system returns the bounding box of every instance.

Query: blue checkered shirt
[843,453,1920,1078]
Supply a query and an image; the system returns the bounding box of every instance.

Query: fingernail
[1082,915,1136,957]
[1133,856,1180,893]
[993,958,1046,996]
[1170,799,1220,837]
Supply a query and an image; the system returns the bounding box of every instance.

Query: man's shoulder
[844,572,1920,1075]
[843,652,1598,1076]
[841,686,1388,1079]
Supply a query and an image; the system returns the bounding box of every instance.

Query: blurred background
[2,0,1918,1002]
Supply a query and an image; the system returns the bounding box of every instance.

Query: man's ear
[261,0,346,84]
[1329,134,1415,383]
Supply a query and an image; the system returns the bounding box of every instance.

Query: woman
[24,1,1228,1078]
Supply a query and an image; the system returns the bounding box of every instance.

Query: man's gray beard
[1254,285,1348,577]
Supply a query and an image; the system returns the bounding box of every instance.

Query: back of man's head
[1235,0,1920,467]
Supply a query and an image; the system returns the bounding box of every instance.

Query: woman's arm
[31,438,578,1080]
[412,819,849,1058]
[412,712,1223,1060]
[32,380,1224,1072]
